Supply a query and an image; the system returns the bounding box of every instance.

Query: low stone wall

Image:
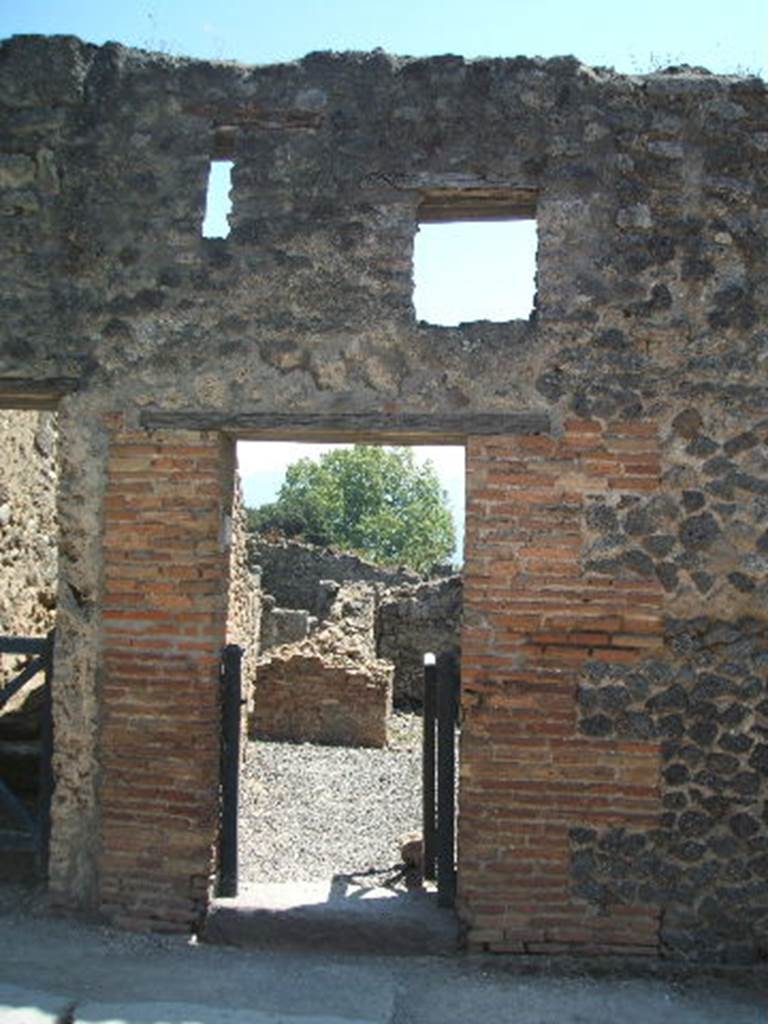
[251,648,392,748]
[252,583,392,747]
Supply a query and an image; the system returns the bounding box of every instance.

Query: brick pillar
[460,420,664,955]
[97,428,235,930]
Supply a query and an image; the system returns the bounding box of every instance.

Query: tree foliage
[247,446,456,573]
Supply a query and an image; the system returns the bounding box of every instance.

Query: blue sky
[2,1,764,73]
[2,2,765,563]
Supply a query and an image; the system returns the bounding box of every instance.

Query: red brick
[461,430,663,955]
[97,428,232,932]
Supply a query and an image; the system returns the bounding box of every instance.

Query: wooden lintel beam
[139,410,550,442]
[418,187,538,223]
[0,378,78,411]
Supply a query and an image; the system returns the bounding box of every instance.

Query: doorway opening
[0,410,59,880]
[212,439,464,950]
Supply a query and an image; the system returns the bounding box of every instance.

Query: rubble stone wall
[377,575,462,704]
[249,536,421,615]
[259,598,312,652]
[252,537,461,703]
[0,410,58,658]
[2,35,768,957]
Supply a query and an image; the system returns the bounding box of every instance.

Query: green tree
[248,446,456,573]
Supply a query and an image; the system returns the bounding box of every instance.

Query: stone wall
[378,576,462,704]
[2,36,768,957]
[249,536,421,615]
[259,597,313,652]
[0,410,57,659]
[252,537,461,704]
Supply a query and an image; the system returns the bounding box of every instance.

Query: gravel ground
[239,711,423,886]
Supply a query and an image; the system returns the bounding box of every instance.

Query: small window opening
[413,189,538,326]
[202,160,234,239]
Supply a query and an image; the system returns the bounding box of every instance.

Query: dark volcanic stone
[682,490,706,512]
[663,792,688,810]
[659,714,685,738]
[727,572,756,592]
[729,813,760,839]
[672,841,706,862]
[671,408,703,439]
[577,685,599,710]
[719,733,753,754]
[664,763,691,785]
[686,436,719,458]
[723,431,758,455]
[598,685,631,711]
[571,850,596,877]
[712,835,741,857]
[706,752,740,776]
[688,719,718,746]
[679,512,721,548]
[580,714,613,737]
[648,683,689,711]
[719,704,748,728]
[624,508,654,535]
[748,744,768,775]
[733,472,768,496]
[586,503,619,533]
[690,700,719,721]
[705,478,736,500]
[702,455,737,477]
[623,548,656,576]
[656,562,680,590]
[618,711,656,739]
[692,674,729,701]
[731,772,760,796]
[569,827,597,845]
[679,811,714,837]
[691,571,715,593]
[642,533,676,557]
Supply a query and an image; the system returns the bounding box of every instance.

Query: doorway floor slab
[202,879,459,955]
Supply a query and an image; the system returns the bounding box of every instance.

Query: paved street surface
[0,887,765,1024]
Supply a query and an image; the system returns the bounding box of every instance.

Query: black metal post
[422,656,437,882]
[436,651,458,908]
[217,644,242,898]
[37,630,55,877]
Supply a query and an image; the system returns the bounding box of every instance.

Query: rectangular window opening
[202,159,234,239]
[413,188,538,326]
